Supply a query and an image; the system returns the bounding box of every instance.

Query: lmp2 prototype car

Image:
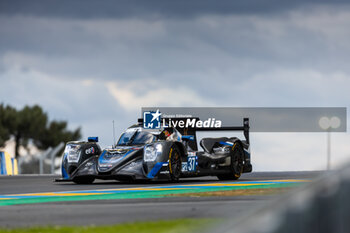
[56,118,252,184]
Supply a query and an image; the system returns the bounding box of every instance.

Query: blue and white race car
[56,118,252,184]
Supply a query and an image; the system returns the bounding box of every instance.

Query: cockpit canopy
[116,126,182,146]
[117,127,156,146]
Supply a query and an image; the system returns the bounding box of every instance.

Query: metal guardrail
[218,165,350,233]
[39,142,64,174]
[18,142,64,174]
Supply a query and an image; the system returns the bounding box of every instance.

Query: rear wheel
[168,145,182,182]
[73,176,95,184]
[217,143,244,180]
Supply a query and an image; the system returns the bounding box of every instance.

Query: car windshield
[117,129,156,146]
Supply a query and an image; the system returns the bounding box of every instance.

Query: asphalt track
[0,171,321,228]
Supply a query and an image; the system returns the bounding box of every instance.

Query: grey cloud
[1,2,350,142]
[1,0,349,19]
[0,69,134,147]
[2,9,350,79]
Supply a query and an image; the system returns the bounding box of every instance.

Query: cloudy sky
[1,0,349,171]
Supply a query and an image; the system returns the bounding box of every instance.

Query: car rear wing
[196,118,250,144]
[137,117,250,151]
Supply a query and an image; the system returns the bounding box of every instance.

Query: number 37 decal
[181,154,197,172]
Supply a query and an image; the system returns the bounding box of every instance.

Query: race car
[56,117,252,184]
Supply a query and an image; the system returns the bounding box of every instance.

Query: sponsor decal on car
[182,154,197,172]
[85,147,95,154]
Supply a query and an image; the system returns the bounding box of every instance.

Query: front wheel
[217,143,244,181]
[168,145,182,182]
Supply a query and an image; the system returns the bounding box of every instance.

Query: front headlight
[144,144,162,162]
[65,144,81,163]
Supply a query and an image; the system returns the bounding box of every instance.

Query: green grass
[0,218,215,233]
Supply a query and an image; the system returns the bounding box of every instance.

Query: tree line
[0,104,81,158]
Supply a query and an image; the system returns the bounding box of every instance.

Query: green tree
[37,120,81,150]
[0,104,17,148]
[0,104,81,158]
[15,105,48,157]
[0,104,11,146]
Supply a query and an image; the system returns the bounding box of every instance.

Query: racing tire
[168,145,182,182]
[73,176,95,184]
[217,143,244,181]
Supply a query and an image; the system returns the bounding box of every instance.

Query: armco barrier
[0,151,18,175]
